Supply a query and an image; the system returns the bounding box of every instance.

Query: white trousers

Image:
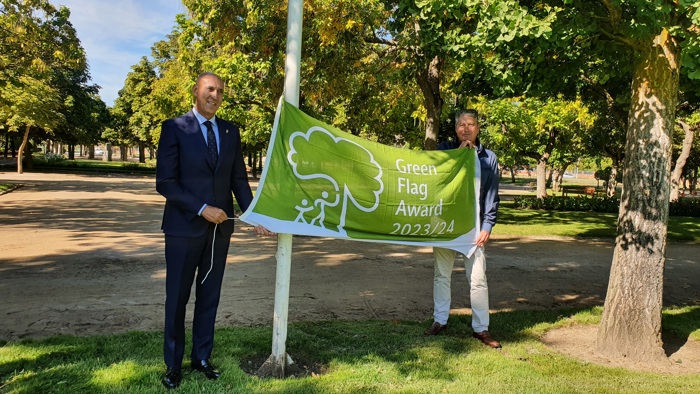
[432,246,489,332]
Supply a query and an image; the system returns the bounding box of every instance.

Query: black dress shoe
[191,359,221,380]
[161,368,182,389]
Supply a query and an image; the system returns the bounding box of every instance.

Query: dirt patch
[240,354,328,379]
[1,171,699,374]
[542,325,700,374]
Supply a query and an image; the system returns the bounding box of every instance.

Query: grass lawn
[1,307,699,394]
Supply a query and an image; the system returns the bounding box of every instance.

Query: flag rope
[201,217,239,284]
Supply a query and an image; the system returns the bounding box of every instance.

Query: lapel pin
[226,129,229,134]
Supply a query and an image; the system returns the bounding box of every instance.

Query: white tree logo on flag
[288,127,384,236]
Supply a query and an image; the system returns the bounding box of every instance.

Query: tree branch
[580,74,627,130]
[363,31,397,46]
[230,99,275,115]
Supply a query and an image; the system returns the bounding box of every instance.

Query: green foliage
[594,166,622,182]
[110,57,161,151]
[0,75,63,132]
[0,0,102,167]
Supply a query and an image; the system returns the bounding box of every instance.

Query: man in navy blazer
[156,72,272,389]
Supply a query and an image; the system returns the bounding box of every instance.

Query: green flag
[241,97,480,256]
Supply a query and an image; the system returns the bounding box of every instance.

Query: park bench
[561,185,598,197]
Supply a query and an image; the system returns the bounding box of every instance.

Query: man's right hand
[458,140,475,149]
[201,205,228,224]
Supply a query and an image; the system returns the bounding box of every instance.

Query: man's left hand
[254,225,275,236]
[475,230,491,246]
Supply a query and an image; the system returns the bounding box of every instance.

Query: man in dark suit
[156,72,273,389]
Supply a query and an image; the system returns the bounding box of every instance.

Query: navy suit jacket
[156,111,253,238]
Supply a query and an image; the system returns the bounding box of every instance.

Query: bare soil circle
[1,171,698,374]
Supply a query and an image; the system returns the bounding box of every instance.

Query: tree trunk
[596,29,679,362]
[16,125,30,174]
[669,121,694,202]
[68,143,75,160]
[416,54,443,151]
[10,133,16,158]
[120,146,127,162]
[23,139,33,170]
[138,143,146,163]
[536,157,548,198]
[607,166,619,197]
[3,131,8,159]
[534,129,557,198]
[251,151,258,179]
[551,167,563,192]
[688,168,698,194]
[104,142,112,161]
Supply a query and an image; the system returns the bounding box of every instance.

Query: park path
[0,171,698,341]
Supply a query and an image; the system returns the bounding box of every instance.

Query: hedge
[513,195,700,217]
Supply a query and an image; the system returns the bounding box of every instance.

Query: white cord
[201,217,238,284]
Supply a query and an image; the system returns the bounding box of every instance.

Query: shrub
[513,195,700,217]
[36,153,66,164]
[670,198,700,217]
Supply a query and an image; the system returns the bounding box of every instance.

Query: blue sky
[54,0,186,107]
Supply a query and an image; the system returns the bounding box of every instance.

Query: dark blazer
[156,110,253,237]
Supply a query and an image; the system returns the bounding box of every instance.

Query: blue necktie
[204,120,218,166]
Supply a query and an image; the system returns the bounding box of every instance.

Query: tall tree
[111,57,160,162]
[51,75,104,160]
[478,0,699,361]
[539,0,700,362]
[172,0,417,164]
[0,0,86,173]
[476,96,593,197]
[374,0,555,149]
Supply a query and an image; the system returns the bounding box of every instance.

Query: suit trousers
[163,225,231,369]
[432,246,490,332]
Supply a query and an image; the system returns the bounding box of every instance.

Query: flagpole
[256,0,302,379]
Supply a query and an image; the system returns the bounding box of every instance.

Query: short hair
[193,72,222,91]
[196,72,220,83]
[455,109,479,123]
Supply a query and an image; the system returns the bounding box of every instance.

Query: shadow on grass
[662,306,700,356]
[3,306,699,393]
[0,307,637,394]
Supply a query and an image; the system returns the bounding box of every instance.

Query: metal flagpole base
[255,353,296,378]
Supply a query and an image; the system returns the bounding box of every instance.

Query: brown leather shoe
[424,321,447,336]
[473,330,502,348]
